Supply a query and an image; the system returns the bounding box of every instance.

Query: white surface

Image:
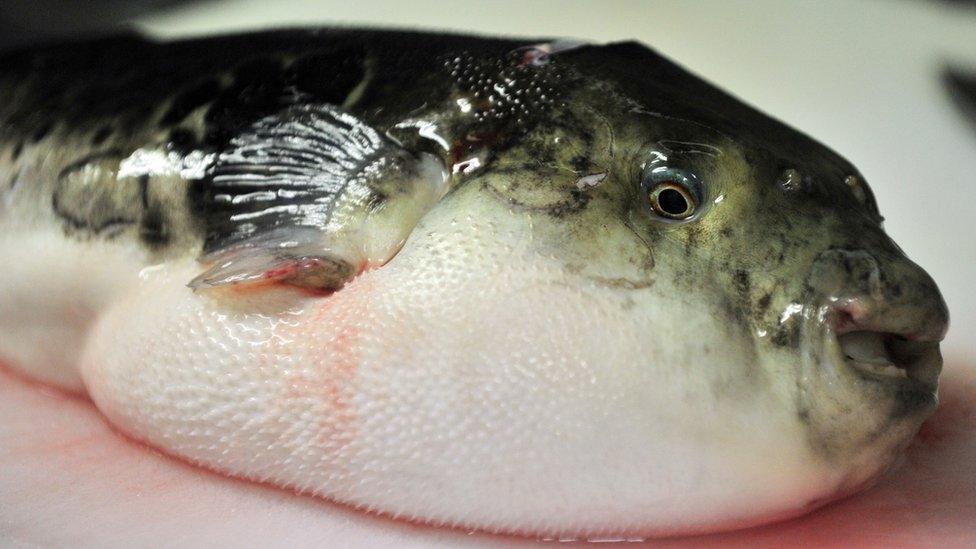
[137,0,976,363]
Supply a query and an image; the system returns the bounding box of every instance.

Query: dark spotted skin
[445,45,943,465]
[0,30,563,253]
[0,30,870,257]
[0,31,468,145]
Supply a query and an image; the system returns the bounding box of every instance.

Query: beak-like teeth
[839,331,908,380]
[837,330,941,387]
[839,330,890,364]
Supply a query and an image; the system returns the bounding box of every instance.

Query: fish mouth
[830,304,943,404]
[836,330,942,392]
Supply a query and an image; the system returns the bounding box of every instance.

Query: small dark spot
[138,175,150,210]
[721,295,747,325]
[890,283,903,298]
[140,209,170,248]
[771,325,797,347]
[732,269,751,296]
[547,188,590,218]
[802,282,816,297]
[487,179,590,219]
[365,191,388,213]
[11,140,23,159]
[892,386,937,418]
[30,121,53,143]
[684,227,700,256]
[841,256,854,275]
[720,226,733,238]
[91,125,113,146]
[758,293,772,312]
[570,154,589,173]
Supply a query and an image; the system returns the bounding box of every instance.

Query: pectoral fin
[188,227,361,292]
[191,104,448,293]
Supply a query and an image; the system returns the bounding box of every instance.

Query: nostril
[831,301,927,342]
[809,249,948,342]
[831,300,870,336]
[835,310,857,335]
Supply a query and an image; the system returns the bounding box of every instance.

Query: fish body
[0,29,948,538]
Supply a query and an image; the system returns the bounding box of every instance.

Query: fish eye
[642,167,703,221]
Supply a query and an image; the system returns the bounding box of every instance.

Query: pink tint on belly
[279,273,381,451]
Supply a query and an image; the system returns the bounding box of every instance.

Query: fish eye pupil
[642,167,702,221]
[658,187,689,216]
[648,182,695,219]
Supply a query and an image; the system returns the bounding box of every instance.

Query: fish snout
[807,248,948,389]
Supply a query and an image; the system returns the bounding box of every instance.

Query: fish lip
[793,299,941,461]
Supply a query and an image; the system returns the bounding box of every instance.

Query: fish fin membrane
[188,227,362,292]
[191,102,448,293]
[200,103,399,255]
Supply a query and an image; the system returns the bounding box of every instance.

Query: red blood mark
[260,257,333,280]
[212,278,329,298]
[261,257,372,296]
[4,362,442,535]
[518,48,550,67]
[263,263,300,280]
[280,274,381,457]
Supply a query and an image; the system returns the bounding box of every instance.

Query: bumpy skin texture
[0,30,949,537]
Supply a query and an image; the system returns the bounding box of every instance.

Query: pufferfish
[0,29,948,538]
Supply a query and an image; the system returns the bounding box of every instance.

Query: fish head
[399,40,949,519]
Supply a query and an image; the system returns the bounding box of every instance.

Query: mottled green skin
[454,43,947,464]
